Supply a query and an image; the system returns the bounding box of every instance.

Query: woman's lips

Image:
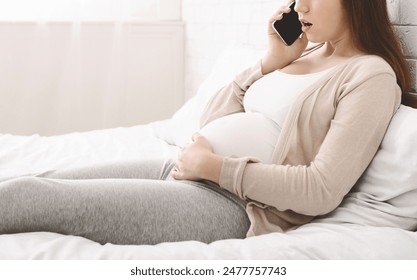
[301,21,313,32]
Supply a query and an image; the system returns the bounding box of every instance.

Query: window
[0,0,181,21]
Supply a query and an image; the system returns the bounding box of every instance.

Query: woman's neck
[323,37,362,58]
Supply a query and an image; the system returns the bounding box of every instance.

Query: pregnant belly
[198,112,280,163]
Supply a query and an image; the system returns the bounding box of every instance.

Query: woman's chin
[304,34,319,44]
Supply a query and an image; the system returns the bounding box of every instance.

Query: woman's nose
[294,1,309,14]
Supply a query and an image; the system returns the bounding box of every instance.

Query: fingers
[192,133,211,148]
[171,165,181,179]
[270,5,291,22]
[275,5,291,16]
[172,133,211,181]
[191,132,201,141]
[171,160,197,181]
[268,5,292,34]
[171,159,183,179]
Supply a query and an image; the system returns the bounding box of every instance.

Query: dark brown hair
[342,0,412,102]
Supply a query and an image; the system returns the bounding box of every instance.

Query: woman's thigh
[0,176,250,245]
[34,158,175,180]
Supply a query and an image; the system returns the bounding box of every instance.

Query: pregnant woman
[0,0,411,245]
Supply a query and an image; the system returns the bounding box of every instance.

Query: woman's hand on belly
[172,133,223,184]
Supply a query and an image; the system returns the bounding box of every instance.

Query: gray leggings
[0,158,250,245]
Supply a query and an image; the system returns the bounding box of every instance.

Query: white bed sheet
[2,224,417,260]
[1,122,417,260]
[0,122,179,179]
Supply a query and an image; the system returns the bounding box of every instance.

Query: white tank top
[199,68,332,163]
[244,69,332,125]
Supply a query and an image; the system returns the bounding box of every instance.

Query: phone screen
[272,2,302,46]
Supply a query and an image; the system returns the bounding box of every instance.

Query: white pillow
[152,45,264,147]
[316,105,417,231]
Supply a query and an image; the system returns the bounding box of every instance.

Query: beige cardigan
[200,55,401,237]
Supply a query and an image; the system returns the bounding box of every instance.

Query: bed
[1,46,417,260]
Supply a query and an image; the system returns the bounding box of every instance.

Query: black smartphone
[272,2,302,46]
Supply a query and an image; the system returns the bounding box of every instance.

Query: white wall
[182,0,417,100]
[390,0,417,93]
[182,0,283,100]
[0,22,184,136]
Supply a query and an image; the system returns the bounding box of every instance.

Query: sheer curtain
[0,0,183,135]
[0,0,167,21]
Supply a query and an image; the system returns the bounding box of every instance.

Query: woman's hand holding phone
[261,3,308,75]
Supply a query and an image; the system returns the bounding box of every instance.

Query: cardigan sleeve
[218,71,401,216]
[199,60,264,128]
